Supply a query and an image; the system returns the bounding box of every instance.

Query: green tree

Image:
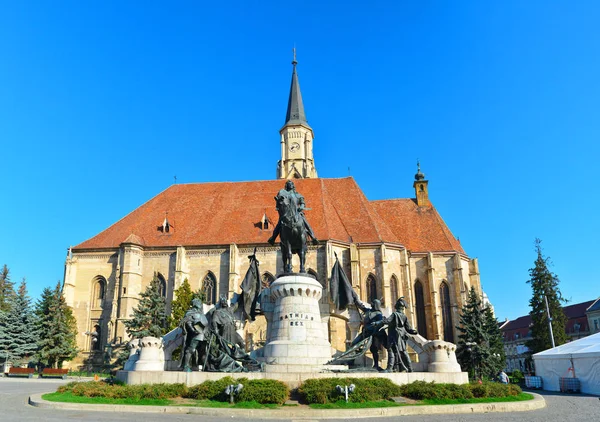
[0,264,15,312]
[456,287,488,380]
[168,279,206,331]
[526,239,568,354]
[35,282,79,368]
[0,279,38,365]
[124,273,167,338]
[483,304,506,377]
[0,265,15,364]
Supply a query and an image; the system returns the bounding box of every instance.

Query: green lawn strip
[42,392,171,406]
[309,400,404,409]
[179,400,278,409]
[42,393,279,409]
[41,391,535,409]
[422,393,534,405]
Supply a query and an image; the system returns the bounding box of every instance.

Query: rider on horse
[268,180,318,273]
[268,180,318,246]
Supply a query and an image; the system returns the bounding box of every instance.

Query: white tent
[533,332,600,395]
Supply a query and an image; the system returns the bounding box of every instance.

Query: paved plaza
[1,377,598,421]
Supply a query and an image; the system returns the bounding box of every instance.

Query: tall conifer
[527,239,568,354]
[0,279,37,365]
[35,282,79,368]
[124,274,167,338]
[456,287,488,379]
[0,264,14,312]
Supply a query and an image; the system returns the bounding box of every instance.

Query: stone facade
[65,240,481,368]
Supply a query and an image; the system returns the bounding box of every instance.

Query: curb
[29,392,546,419]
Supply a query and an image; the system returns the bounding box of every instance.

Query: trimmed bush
[183,377,289,404]
[59,381,188,400]
[183,376,237,401]
[237,379,289,405]
[299,378,402,404]
[399,381,521,401]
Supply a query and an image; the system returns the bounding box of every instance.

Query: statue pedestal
[425,340,462,373]
[262,274,332,366]
[133,337,165,371]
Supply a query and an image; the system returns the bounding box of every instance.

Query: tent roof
[533,332,600,359]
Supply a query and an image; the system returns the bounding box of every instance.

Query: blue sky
[1,1,598,321]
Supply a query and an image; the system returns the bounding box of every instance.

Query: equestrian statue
[268,180,318,273]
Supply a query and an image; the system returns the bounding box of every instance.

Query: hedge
[58,378,289,405]
[298,378,402,404]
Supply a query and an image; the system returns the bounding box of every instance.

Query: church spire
[284,49,311,129]
[277,49,317,179]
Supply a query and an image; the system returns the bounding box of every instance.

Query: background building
[64,60,483,368]
[501,299,598,373]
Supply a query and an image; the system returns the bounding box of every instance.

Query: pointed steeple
[284,49,311,129]
[277,49,317,179]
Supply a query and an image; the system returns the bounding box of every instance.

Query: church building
[64,57,483,368]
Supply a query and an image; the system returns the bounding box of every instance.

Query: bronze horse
[275,192,307,273]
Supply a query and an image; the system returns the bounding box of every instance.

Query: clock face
[290,142,300,152]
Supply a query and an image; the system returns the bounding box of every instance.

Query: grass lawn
[422,393,534,405]
[42,392,279,409]
[42,392,171,406]
[309,400,404,409]
[42,391,535,409]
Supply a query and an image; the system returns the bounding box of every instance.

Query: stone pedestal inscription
[263,274,331,366]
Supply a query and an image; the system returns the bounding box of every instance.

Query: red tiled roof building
[64,59,483,368]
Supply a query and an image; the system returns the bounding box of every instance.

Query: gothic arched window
[440,281,454,343]
[202,272,218,305]
[414,279,428,338]
[366,274,377,304]
[154,273,167,298]
[92,277,106,308]
[390,275,399,305]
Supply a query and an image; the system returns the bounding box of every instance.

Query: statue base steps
[117,370,468,389]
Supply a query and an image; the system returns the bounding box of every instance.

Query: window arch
[440,281,454,343]
[390,275,399,305]
[365,274,377,304]
[414,279,428,338]
[154,272,167,297]
[92,276,106,308]
[261,272,275,288]
[202,272,218,305]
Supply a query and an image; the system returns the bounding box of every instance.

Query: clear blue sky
[1,1,598,321]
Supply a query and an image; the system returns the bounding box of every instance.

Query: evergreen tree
[35,282,79,368]
[0,264,15,312]
[124,273,167,339]
[169,278,201,331]
[0,279,38,365]
[483,305,506,377]
[527,239,568,354]
[456,287,488,380]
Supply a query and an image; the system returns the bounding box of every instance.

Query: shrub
[299,378,402,404]
[183,376,237,401]
[509,370,524,384]
[183,378,289,404]
[399,381,520,401]
[237,379,289,405]
[62,382,187,400]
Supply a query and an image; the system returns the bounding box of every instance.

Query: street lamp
[336,384,356,403]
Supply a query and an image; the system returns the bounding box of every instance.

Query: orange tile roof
[370,199,465,253]
[74,177,465,254]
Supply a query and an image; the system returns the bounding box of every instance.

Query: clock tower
[277,52,318,179]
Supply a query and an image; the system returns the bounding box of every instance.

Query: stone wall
[66,241,482,368]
